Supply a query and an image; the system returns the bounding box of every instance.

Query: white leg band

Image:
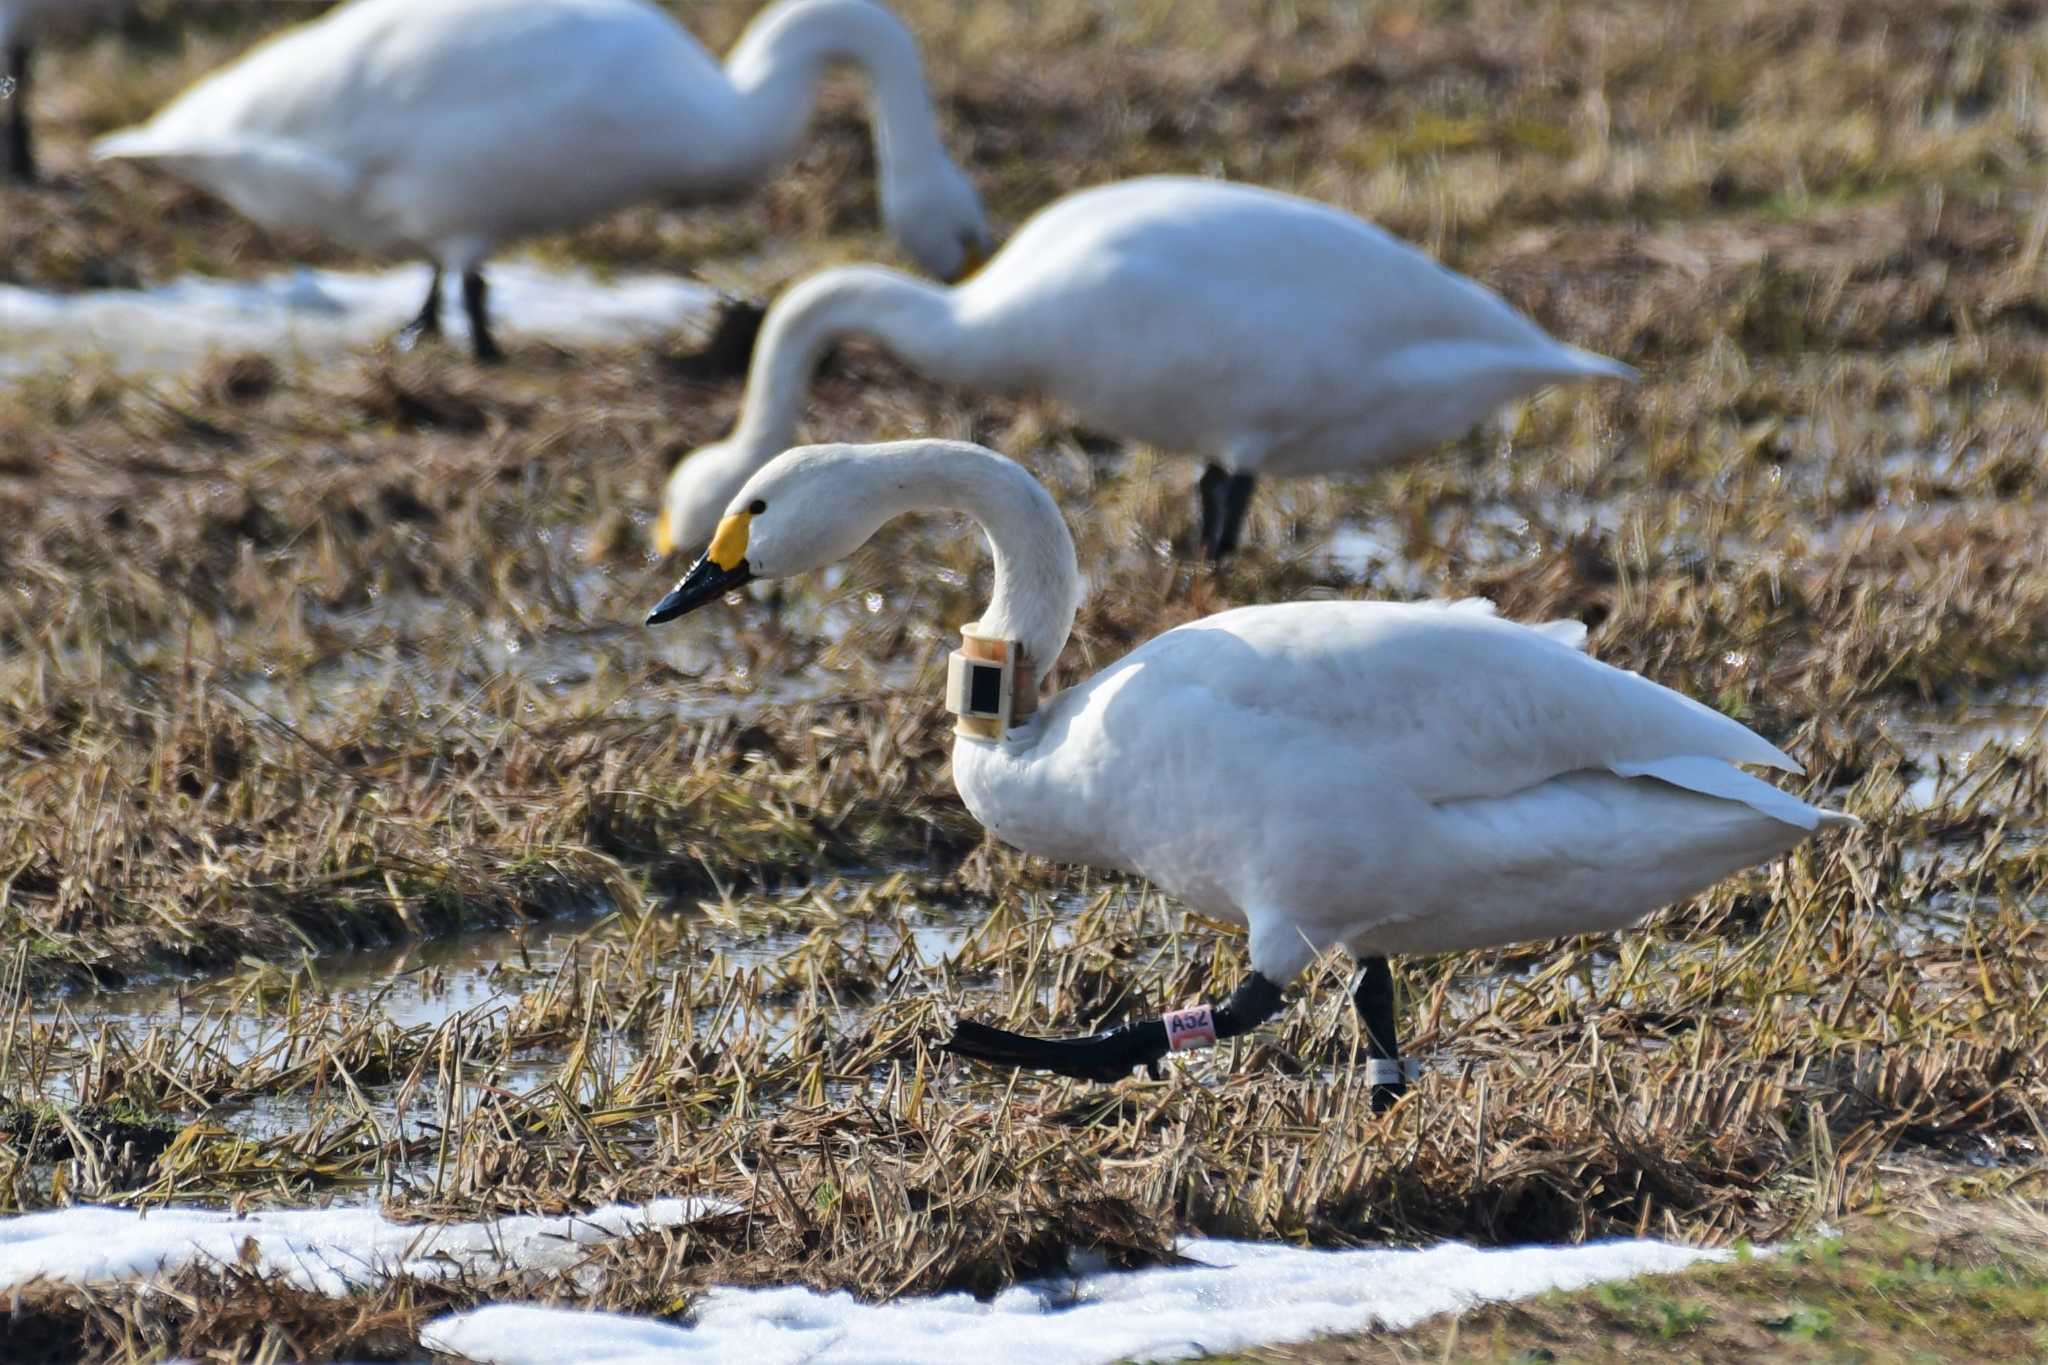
[1164,1004,1217,1051]
[1367,1058,1417,1086]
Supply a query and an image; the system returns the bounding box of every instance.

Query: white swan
[92,0,988,360]
[2,0,127,183]
[645,439,1857,1100]
[658,176,1634,561]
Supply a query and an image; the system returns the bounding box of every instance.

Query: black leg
[462,268,503,363]
[943,971,1286,1083]
[1196,464,1220,560]
[1352,956,1407,1113]
[1205,471,1257,561]
[395,267,443,352]
[7,46,33,185]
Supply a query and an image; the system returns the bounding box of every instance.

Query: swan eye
[748,499,767,515]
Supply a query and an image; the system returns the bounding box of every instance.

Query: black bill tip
[645,553,753,625]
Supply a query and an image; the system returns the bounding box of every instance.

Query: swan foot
[394,320,438,353]
[1353,955,1409,1114]
[394,267,443,354]
[941,971,1287,1084]
[1197,465,1256,561]
[942,1018,1170,1083]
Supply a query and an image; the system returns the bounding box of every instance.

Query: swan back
[1139,600,1801,805]
[94,0,982,269]
[946,176,1632,472]
[103,0,725,152]
[954,595,1847,975]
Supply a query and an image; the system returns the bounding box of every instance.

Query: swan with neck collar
[647,439,1858,1092]
[658,176,1633,559]
[93,0,988,360]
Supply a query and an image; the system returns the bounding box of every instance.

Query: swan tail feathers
[93,131,360,208]
[1558,345,1639,383]
[1612,755,1859,832]
[90,127,163,161]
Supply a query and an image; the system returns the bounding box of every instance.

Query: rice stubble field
[2,0,2047,1359]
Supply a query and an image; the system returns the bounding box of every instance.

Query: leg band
[1164,1004,1217,1051]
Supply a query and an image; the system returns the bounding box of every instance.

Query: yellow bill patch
[707,510,751,570]
[653,514,675,556]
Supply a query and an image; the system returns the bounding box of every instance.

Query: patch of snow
[0,1202,1728,1362]
[0,1198,735,1297]
[424,1234,1729,1365]
[0,262,718,379]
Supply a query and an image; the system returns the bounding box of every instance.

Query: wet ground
[3,3,2048,1358]
[0,263,719,380]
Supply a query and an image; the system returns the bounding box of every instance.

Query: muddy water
[22,891,979,1198]
[1884,679,2045,814]
[48,905,977,1046]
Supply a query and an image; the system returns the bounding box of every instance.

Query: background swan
[658,176,1634,561]
[2,0,127,183]
[93,0,988,360]
[646,439,1857,1103]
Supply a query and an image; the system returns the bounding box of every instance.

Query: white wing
[1124,599,1802,809]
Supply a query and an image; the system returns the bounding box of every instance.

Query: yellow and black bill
[645,550,751,625]
[645,510,754,624]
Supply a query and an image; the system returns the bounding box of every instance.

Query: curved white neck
[858,442,1080,688]
[721,0,949,186]
[734,266,962,454]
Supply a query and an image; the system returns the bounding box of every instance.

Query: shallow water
[0,261,717,379]
[22,892,978,1198]
[46,904,973,1042]
[1887,679,2046,813]
[1317,491,1641,593]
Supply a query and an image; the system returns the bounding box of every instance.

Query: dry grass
[1247,1203,2048,1361]
[2,0,2047,1360]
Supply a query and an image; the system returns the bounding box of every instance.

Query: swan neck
[735,267,957,454]
[910,447,1080,694]
[723,1,948,181]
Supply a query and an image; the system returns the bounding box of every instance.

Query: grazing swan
[2,0,127,183]
[93,0,988,360]
[646,440,1858,1104]
[657,177,1633,561]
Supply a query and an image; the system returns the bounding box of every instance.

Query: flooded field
[2,0,2047,1360]
[0,264,719,381]
[11,877,984,1203]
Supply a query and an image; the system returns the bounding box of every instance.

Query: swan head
[881,158,992,283]
[656,437,771,558]
[647,444,896,623]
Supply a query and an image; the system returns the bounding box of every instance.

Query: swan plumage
[659,176,1633,558]
[93,0,987,357]
[957,594,1841,978]
[646,440,1856,1086]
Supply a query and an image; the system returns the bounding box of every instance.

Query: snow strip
[0,262,718,379]
[0,1198,735,1298]
[424,1235,1728,1365]
[0,1203,1726,1362]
